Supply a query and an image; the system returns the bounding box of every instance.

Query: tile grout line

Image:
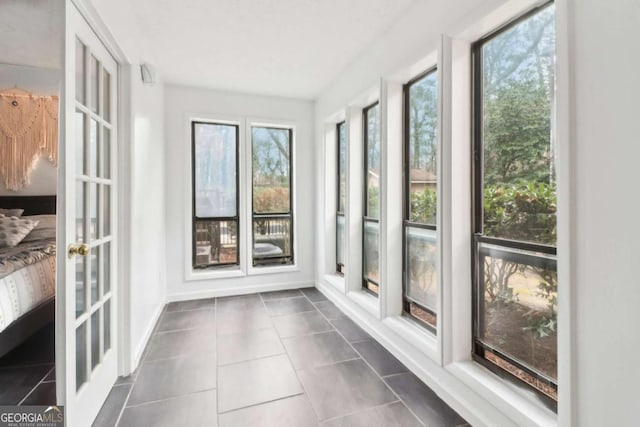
[270,290,323,425]
[114,303,170,426]
[215,294,294,417]
[217,392,306,417]
[112,305,162,427]
[217,350,288,369]
[212,294,285,420]
[278,327,338,342]
[120,387,218,410]
[311,288,427,427]
[319,399,404,424]
[17,366,55,406]
[112,377,136,427]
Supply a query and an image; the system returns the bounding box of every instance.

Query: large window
[403,68,438,332]
[363,103,380,294]
[192,122,239,269]
[336,122,347,274]
[252,126,294,266]
[472,2,557,407]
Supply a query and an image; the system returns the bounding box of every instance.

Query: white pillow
[0,214,39,248]
[22,214,56,242]
[0,208,23,218]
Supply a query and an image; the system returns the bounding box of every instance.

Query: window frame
[470,0,558,410]
[336,121,346,275]
[362,101,380,295]
[191,120,241,269]
[250,125,295,267]
[402,66,439,334]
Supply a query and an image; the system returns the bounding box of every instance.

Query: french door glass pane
[76,181,85,243]
[102,127,110,178]
[252,127,291,214]
[103,185,111,237]
[408,71,438,225]
[90,119,98,177]
[103,69,111,122]
[405,227,437,312]
[76,322,87,390]
[103,242,111,294]
[481,4,556,246]
[91,312,100,370]
[90,247,98,305]
[194,123,237,218]
[88,119,99,177]
[90,55,99,113]
[75,111,85,176]
[75,256,86,318]
[90,183,98,240]
[363,221,379,284]
[75,38,85,104]
[104,299,111,352]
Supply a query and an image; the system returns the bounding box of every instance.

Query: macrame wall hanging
[0,88,59,191]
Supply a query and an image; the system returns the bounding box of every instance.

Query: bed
[0,195,56,358]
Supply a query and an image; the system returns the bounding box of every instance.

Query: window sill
[323,273,346,293]
[247,264,300,276]
[186,268,244,281]
[383,315,438,361]
[446,361,557,427]
[347,289,380,319]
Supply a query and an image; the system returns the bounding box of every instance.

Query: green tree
[483,78,553,186]
[409,74,438,172]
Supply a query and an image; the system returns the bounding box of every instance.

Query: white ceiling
[130,0,419,99]
[0,0,63,70]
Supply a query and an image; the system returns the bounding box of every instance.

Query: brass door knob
[68,243,90,258]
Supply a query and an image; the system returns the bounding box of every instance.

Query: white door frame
[56,0,134,413]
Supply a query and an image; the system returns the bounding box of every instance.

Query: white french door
[57,3,118,425]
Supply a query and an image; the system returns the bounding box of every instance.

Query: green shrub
[484,181,556,245]
[410,188,437,224]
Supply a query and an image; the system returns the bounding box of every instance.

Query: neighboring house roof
[409,168,436,183]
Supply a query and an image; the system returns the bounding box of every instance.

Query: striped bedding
[0,239,56,333]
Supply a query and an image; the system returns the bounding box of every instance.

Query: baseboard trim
[132,302,164,371]
[166,280,314,302]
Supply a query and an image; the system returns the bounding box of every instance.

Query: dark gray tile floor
[93,288,469,427]
[0,322,56,406]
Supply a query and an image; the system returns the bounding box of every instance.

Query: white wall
[569,0,640,425]
[164,85,315,299]
[0,65,60,196]
[129,77,166,363]
[89,0,167,369]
